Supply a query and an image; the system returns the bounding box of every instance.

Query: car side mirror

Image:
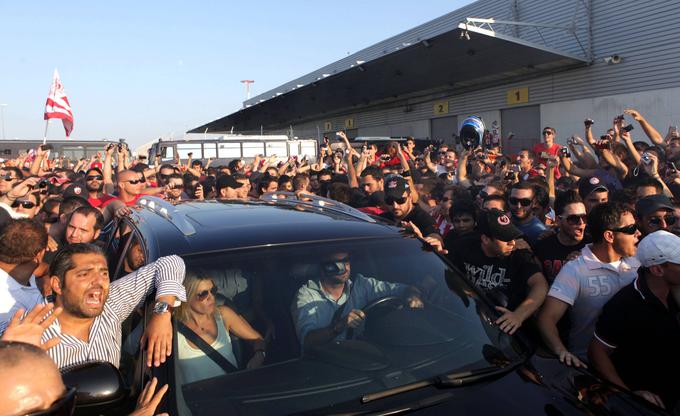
[61,361,127,414]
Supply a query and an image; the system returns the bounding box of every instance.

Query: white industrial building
[190,0,680,154]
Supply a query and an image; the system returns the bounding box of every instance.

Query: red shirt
[532,142,562,178]
[101,194,144,208]
[88,193,115,209]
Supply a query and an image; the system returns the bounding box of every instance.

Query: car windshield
[171,235,528,415]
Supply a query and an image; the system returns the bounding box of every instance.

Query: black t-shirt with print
[533,233,589,283]
[446,232,543,310]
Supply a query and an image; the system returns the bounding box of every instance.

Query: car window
[171,236,528,415]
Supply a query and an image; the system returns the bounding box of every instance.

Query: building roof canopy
[190,26,587,134]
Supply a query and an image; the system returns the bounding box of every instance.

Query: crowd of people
[0,107,678,414]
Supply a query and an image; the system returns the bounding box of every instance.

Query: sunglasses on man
[2,174,16,181]
[648,214,677,227]
[508,197,532,207]
[12,200,36,209]
[86,175,103,181]
[126,177,146,185]
[542,130,554,136]
[610,223,638,235]
[385,196,408,205]
[559,214,587,225]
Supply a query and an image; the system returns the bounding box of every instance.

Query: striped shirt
[43,255,187,370]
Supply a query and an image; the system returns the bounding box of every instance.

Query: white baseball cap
[636,230,680,267]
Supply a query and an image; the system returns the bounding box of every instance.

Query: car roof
[129,197,400,258]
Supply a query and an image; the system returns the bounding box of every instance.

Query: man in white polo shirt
[538,202,640,367]
[0,219,48,333]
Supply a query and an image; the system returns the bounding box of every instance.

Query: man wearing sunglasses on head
[533,190,589,284]
[635,194,676,237]
[538,202,640,368]
[293,252,423,350]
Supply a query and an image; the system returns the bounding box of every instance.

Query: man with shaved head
[0,340,69,416]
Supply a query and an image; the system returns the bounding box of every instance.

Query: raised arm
[624,108,664,145]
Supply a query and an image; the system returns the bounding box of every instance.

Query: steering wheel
[346,296,404,340]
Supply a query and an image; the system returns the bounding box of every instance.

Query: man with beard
[84,167,114,209]
[64,206,104,245]
[380,175,440,244]
[538,202,640,367]
[534,191,589,283]
[446,209,548,335]
[42,243,186,369]
[635,194,676,237]
[507,182,547,247]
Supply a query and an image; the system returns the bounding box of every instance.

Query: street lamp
[0,104,7,140]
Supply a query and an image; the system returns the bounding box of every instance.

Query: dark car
[66,194,665,416]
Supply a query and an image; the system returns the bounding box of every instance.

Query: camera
[37,179,50,189]
[40,144,53,151]
[641,153,652,164]
[559,148,571,158]
[584,119,594,127]
[622,124,635,133]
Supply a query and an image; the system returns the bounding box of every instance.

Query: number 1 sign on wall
[507,87,529,105]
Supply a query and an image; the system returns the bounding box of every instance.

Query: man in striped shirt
[42,243,186,369]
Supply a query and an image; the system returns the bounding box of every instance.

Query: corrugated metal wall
[276,0,680,142]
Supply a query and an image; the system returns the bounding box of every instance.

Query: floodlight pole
[241,80,255,101]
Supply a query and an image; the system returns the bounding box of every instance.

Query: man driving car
[293,252,423,350]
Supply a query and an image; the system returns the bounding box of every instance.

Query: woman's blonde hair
[175,269,216,323]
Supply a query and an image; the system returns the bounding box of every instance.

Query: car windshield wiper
[361,360,523,404]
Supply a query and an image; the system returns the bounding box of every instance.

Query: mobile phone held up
[559,147,571,158]
[40,144,54,151]
[622,124,635,133]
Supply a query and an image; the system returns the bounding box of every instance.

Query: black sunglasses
[508,197,532,207]
[28,386,77,416]
[86,175,103,181]
[610,223,638,235]
[196,286,218,301]
[386,196,408,205]
[478,191,489,199]
[542,131,553,135]
[560,214,587,225]
[126,177,146,185]
[12,200,36,209]
[159,174,172,180]
[648,215,677,227]
[2,174,16,181]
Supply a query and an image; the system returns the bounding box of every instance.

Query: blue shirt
[513,216,547,246]
[292,274,405,346]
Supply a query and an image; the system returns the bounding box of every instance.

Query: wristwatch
[152,301,174,315]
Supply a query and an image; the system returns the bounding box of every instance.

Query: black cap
[477,209,523,242]
[216,175,243,192]
[61,181,89,202]
[578,176,608,199]
[635,194,674,217]
[384,175,409,200]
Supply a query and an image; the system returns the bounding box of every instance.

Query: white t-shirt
[548,245,639,359]
[0,269,43,333]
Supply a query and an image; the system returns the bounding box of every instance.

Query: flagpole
[43,119,49,145]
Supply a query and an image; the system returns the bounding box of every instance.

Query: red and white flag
[44,69,74,137]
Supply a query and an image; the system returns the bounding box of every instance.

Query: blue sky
[0,1,472,147]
